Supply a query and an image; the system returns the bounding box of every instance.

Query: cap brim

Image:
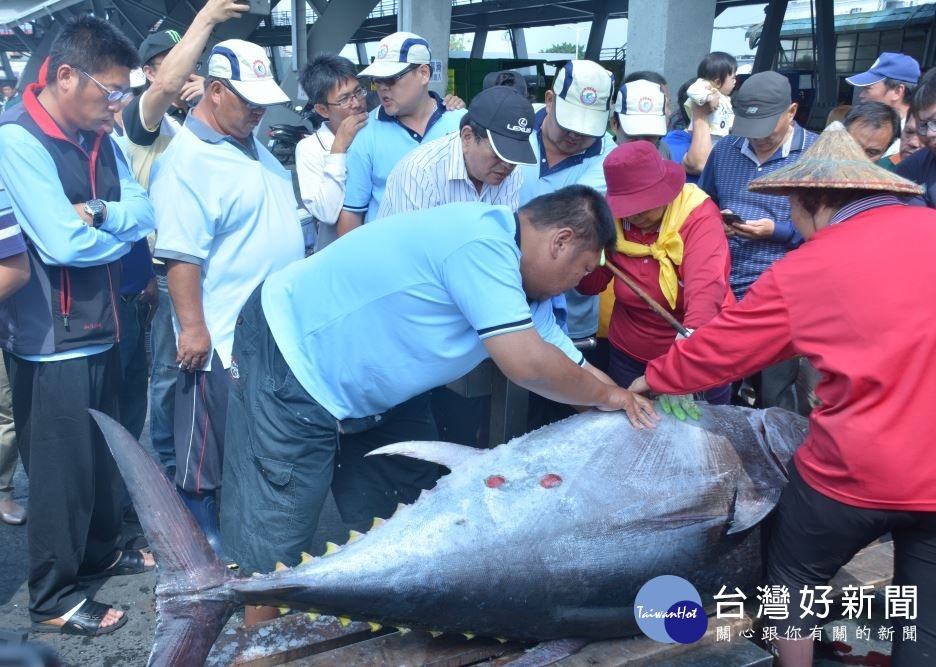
[228,78,290,106]
[486,129,537,166]
[730,112,782,139]
[605,161,685,219]
[553,95,609,138]
[360,61,413,78]
[845,72,884,87]
[617,113,666,137]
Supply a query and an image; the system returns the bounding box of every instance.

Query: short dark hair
[672,78,695,128]
[458,115,485,141]
[519,185,616,250]
[883,77,916,104]
[697,51,737,86]
[299,54,359,106]
[46,14,139,86]
[625,70,667,87]
[843,101,901,144]
[910,68,936,117]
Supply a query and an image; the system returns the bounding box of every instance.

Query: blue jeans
[148,271,177,471]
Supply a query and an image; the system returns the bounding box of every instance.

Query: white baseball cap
[614,79,667,137]
[360,32,432,79]
[207,39,289,106]
[551,60,614,138]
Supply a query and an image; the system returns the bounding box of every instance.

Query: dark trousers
[116,295,149,440]
[608,347,731,405]
[148,270,177,472]
[220,287,440,574]
[768,465,936,665]
[173,351,231,494]
[7,349,123,621]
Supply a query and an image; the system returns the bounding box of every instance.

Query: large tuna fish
[90,404,807,666]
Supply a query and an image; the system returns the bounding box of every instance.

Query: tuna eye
[539,473,562,488]
[485,475,507,488]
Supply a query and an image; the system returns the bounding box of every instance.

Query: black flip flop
[78,549,154,580]
[31,599,128,637]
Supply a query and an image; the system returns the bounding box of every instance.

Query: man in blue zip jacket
[0,15,155,636]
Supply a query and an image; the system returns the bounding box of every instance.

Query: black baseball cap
[139,29,182,66]
[731,71,793,139]
[465,86,536,165]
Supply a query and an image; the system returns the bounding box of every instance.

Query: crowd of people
[0,1,933,664]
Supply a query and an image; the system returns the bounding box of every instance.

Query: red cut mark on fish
[485,475,507,488]
[540,474,562,488]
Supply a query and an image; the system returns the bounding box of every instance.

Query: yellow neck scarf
[614,183,709,309]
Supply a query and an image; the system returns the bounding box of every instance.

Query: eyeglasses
[77,69,132,105]
[326,86,367,109]
[221,80,264,111]
[371,65,418,87]
[914,116,936,137]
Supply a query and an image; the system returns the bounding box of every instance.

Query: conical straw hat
[748,126,923,196]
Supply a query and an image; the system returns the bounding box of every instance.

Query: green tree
[544,41,584,60]
[450,34,468,53]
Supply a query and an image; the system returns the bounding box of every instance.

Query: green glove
[659,394,702,421]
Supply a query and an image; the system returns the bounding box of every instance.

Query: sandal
[31,599,128,637]
[78,549,154,580]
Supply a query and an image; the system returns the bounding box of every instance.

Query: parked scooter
[267,103,319,167]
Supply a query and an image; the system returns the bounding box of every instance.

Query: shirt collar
[740,122,804,165]
[447,131,469,182]
[185,113,259,160]
[829,194,903,226]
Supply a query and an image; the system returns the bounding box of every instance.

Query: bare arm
[139,0,248,130]
[337,209,363,237]
[484,328,658,429]
[682,102,714,175]
[0,253,29,301]
[166,260,211,371]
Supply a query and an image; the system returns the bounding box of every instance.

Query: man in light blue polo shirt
[337,31,466,232]
[518,60,616,346]
[221,186,657,579]
[151,39,304,559]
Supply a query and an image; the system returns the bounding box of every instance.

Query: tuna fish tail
[90,410,237,667]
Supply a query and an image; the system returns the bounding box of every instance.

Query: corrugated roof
[780,4,936,37]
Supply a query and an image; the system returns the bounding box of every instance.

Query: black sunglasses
[370,65,419,87]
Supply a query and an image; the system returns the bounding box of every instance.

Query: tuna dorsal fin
[366,440,485,469]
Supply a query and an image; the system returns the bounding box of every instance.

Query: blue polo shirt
[262,202,583,420]
[517,108,615,339]
[343,92,466,223]
[698,122,816,300]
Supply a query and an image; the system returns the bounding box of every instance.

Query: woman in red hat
[577,140,734,406]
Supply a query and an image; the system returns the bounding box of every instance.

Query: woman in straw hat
[631,128,935,666]
[578,140,734,411]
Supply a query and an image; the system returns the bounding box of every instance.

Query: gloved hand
[659,394,702,421]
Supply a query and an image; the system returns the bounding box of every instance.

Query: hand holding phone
[721,212,744,225]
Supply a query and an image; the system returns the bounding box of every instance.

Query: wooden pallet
[207,541,893,667]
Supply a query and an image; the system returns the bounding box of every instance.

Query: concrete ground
[0,414,355,666]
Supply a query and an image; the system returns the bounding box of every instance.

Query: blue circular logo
[634,575,708,644]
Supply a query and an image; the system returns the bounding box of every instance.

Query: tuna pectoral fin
[502,638,590,666]
[366,440,485,469]
[89,410,236,667]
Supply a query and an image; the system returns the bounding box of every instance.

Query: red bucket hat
[603,141,685,219]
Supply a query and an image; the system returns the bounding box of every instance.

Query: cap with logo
[465,86,536,165]
[139,29,182,66]
[614,79,667,137]
[551,60,615,138]
[730,71,792,139]
[846,52,921,87]
[360,31,432,79]
[207,39,289,106]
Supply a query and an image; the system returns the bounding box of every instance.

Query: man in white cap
[149,39,305,558]
[517,60,616,425]
[609,78,671,158]
[337,31,466,234]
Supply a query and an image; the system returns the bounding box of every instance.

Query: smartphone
[722,212,744,225]
[245,0,271,15]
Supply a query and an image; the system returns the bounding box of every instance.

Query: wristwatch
[84,199,105,228]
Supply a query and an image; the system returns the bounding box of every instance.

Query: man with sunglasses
[0,15,155,636]
[337,31,466,234]
[150,39,304,559]
[896,68,936,207]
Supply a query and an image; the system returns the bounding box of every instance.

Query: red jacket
[577,196,733,362]
[647,204,936,511]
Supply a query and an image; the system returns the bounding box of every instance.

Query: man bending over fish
[220,186,657,598]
